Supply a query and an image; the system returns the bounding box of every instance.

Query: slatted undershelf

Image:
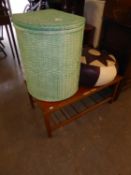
[50,87,113,129]
[35,75,123,137]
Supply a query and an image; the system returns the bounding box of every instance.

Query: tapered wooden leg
[113,81,121,101]
[43,113,52,137]
[110,80,121,103]
[28,93,52,137]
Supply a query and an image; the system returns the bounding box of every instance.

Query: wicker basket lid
[12,9,85,31]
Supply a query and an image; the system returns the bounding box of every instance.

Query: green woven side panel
[15,26,84,101]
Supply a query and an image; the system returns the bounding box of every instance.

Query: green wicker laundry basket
[13,9,85,101]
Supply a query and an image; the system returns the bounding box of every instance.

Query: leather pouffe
[79,48,118,87]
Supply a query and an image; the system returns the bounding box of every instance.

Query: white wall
[84,0,105,48]
[9,0,28,14]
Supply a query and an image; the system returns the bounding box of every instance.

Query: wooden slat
[51,97,112,131]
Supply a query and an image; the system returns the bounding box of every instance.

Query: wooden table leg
[110,80,121,102]
[43,112,52,137]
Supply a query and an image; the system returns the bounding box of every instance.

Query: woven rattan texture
[13,10,85,101]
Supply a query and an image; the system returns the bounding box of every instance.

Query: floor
[0,34,131,175]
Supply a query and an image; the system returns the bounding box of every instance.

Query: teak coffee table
[30,75,123,137]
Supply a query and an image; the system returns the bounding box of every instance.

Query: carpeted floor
[0,39,131,175]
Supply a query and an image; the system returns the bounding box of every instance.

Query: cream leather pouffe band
[80,48,118,87]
